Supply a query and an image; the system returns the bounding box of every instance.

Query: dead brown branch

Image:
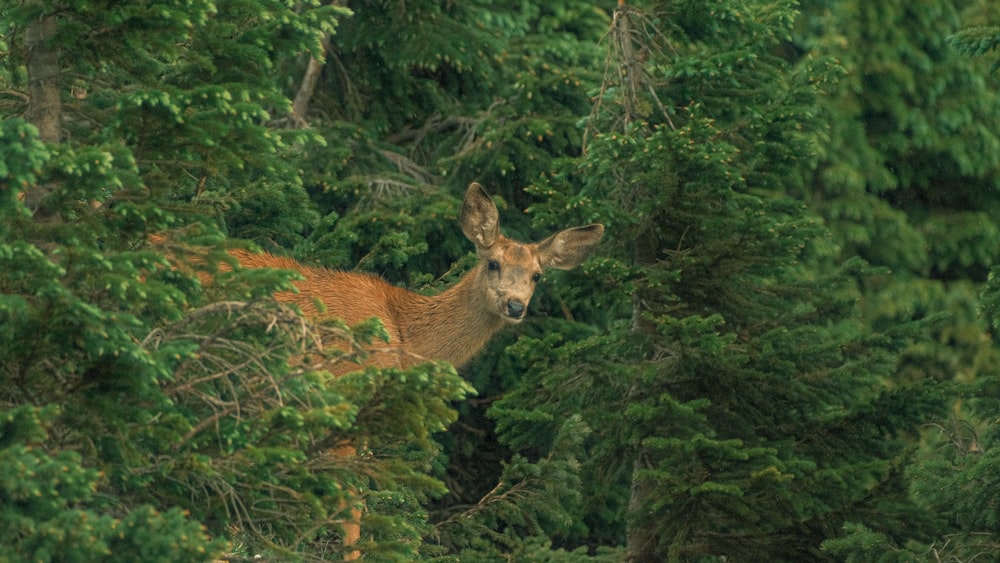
[584,3,677,153]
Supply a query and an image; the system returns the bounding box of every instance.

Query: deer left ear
[461,183,501,249]
[538,224,605,270]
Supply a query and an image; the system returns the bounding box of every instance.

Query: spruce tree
[491,1,943,560]
[1,1,474,559]
[792,0,1000,556]
[12,0,995,559]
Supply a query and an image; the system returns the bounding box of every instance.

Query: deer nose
[506,300,526,318]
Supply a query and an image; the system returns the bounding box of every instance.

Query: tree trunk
[625,454,661,562]
[25,13,60,143]
[625,202,667,562]
[23,9,61,216]
[290,33,331,127]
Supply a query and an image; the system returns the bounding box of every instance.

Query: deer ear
[461,183,501,249]
[538,224,605,270]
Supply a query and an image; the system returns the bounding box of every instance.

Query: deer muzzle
[506,299,526,320]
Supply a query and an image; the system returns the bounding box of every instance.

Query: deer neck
[398,265,505,368]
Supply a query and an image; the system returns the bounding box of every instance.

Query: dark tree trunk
[23,10,61,216]
[25,13,60,143]
[625,453,662,562]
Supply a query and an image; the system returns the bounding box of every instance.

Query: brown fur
[227,249,507,371]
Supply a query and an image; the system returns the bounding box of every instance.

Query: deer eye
[532,272,542,283]
[487,260,500,272]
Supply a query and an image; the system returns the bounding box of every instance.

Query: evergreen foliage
[950,26,1000,72]
[1,1,471,560]
[487,3,944,559]
[4,0,1000,560]
[792,0,1000,558]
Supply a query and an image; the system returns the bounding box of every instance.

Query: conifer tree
[492,1,944,560]
[10,0,997,559]
[792,0,1000,556]
[1,1,475,560]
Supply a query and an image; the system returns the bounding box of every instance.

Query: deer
[228,183,605,374]
[163,183,604,558]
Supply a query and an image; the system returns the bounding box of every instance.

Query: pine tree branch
[433,479,532,531]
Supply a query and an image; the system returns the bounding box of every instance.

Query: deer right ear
[461,183,501,248]
[538,223,605,270]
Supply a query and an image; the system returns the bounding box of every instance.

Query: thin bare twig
[584,3,677,152]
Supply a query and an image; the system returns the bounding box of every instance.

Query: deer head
[460,183,604,324]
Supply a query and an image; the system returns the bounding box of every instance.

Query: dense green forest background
[3,0,1000,561]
